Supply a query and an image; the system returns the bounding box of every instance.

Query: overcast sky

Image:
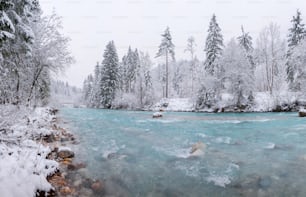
[40,0,305,87]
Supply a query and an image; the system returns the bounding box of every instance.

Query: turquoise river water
[60,108,306,197]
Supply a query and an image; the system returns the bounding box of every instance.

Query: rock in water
[67,162,86,170]
[60,186,72,195]
[189,142,206,157]
[91,180,104,192]
[58,149,75,159]
[299,109,306,117]
[153,112,163,118]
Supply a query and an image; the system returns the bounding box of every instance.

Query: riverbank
[150,95,306,113]
[110,97,306,113]
[0,105,104,197]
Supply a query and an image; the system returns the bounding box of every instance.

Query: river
[60,108,306,197]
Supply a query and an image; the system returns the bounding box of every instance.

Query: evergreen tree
[99,41,119,108]
[286,10,306,88]
[204,14,224,76]
[90,62,100,107]
[0,0,15,46]
[83,74,93,105]
[237,26,255,70]
[237,26,256,80]
[288,10,306,48]
[156,26,175,98]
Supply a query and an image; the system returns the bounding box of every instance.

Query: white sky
[40,0,306,87]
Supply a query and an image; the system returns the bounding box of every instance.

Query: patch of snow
[152,112,163,117]
[0,105,59,197]
[300,108,306,113]
[151,98,195,112]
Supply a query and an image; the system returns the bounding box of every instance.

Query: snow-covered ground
[0,106,58,197]
[151,98,195,112]
[150,92,306,112]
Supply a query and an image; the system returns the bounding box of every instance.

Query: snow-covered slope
[0,106,58,197]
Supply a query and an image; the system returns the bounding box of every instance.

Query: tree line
[0,0,73,106]
[83,10,306,110]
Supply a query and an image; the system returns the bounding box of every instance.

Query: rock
[161,102,169,107]
[91,180,104,192]
[299,110,306,117]
[49,108,59,115]
[190,142,206,156]
[107,153,118,160]
[61,160,71,165]
[36,189,56,197]
[64,158,73,162]
[68,162,86,170]
[272,105,282,112]
[60,186,72,195]
[153,112,163,118]
[60,137,69,142]
[75,162,87,169]
[58,149,74,159]
[48,175,67,187]
[44,134,56,143]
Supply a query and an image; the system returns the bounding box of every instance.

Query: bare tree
[256,23,285,94]
[185,36,196,94]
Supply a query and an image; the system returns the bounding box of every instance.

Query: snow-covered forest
[50,80,82,107]
[83,11,306,112]
[0,0,73,107]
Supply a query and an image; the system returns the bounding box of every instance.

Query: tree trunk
[165,50,169,98]
[27,64,45,104]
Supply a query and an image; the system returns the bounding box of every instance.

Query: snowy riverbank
[0,106,103,197]
[0,106,59,196]
[150,92,306,113]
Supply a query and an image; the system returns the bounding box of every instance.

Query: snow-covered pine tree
[99,41,119,108]
[132,48,140,92]
[196,14,224,109]
[288,38,306,92]
[0,0,35,104]
[0,0,15,46]
[237,26,255,71]
[124,47,135,93]
[204,14,224,76]
[156,26,175,98]
[90,62,101,107]
[286,10,306,89]
[83,74,93,105]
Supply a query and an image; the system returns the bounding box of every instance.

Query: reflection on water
[61,108,306,197]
